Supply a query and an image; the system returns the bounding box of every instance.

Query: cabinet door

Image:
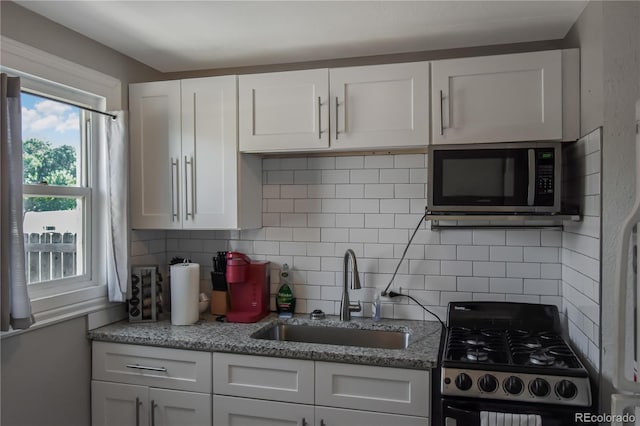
[213,395,313,426]
[315,362,429,417]
[239,69,329,152]
[150,388,211,426]
[92,381,148,426]
[130,80,182,229]
[431,50,562,144]
[329,62,430,150]
[315,406,428,426]
[181,76,240,229]
[213,352,314,404]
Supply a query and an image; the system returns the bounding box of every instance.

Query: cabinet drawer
[92,342,212,392]
[315,362,429,417]
[213,352,314,404]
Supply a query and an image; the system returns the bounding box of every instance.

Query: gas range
[440,302,592,408]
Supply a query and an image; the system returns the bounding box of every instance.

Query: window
[14,74,108,309]
[21,92,89,286]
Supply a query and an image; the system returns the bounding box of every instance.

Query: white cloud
[22,100,80,135]
[35,100,72,116]
[56,113,80,133]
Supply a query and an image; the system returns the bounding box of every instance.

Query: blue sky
[21,93,81,148]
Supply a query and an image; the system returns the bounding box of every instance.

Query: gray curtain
[105,111,129,302]
[1,73,34,331]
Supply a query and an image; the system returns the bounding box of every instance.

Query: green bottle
[276,264,295,318]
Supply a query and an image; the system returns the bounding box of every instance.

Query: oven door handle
[444,406,479,426]
[527,148,536,206]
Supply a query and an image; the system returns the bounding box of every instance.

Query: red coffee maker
[225,252,270,323]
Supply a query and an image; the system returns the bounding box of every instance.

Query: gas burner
[465,335,487,346]
[530,350,556,366]
[466,348,489,362]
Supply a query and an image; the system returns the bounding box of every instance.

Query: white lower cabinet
[91,342,213,426]
[315,406,429,426]
[92,381,211,426]
[213,395,314,426]
[212,354,430,426]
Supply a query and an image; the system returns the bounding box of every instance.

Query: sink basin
[251,323,410,349]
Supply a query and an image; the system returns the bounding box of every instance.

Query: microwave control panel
[535,149,555,203]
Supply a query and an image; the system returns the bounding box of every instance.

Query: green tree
[23,138,77,212]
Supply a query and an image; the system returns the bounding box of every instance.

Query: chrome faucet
[340,249,362,321]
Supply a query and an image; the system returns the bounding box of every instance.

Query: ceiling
[16,1,587,73]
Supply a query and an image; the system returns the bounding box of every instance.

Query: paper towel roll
[170,263,200,325]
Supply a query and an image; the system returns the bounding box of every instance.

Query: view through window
[21,92,89,285]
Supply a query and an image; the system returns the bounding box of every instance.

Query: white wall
[1,317,91,426]
[562,128,602,374]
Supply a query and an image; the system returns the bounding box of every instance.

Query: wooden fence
[24,232,77,284]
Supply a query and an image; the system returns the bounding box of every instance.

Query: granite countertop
[88,314,443,370]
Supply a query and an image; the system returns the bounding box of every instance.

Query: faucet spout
[341,249,362,321]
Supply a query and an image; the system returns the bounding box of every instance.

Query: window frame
[1,36,122,324]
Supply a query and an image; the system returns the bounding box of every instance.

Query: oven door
[441,397,584,426]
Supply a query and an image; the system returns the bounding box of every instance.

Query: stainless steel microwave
[427,142,562,214]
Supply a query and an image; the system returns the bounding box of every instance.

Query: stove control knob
[503,376,524,395]
[478,374,498,393]
[555,379,578,399]
[455,373,473,391]
[529,378,550,397]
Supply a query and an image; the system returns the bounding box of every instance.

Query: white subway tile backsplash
[149,151,584,323]
[441,260,473,276]
[506,262,540,279]
[457,277,489,292]
[280,213,307,227]
[380,199,410,214]
[473,230,506,246]
[350,169,379,183]
[395,154,426,169]
[364,184,394,198]
[380,169,410,184]
[322,169,350,184]
[490,246,523,262]
[336,184,364,198]
[457,245,489,261]
[336,156,364,169]
[365,155,394,169]
[506,230,541,246]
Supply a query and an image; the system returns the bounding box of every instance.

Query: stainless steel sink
[251,323,410,349]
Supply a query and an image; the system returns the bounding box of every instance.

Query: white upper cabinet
[431,50,566,145]
[130,76,261,230]
[239,69,330,152]
[130,80,182,229]
[330,62,430,150]
[239,62,430,152]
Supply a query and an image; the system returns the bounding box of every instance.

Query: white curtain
[105,111,129,302]
[1,73,34,330]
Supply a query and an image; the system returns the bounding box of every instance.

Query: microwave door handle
[527,149,536,206]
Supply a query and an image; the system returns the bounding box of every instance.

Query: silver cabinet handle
[184,156,195,220]
[439,90,445,136]
[318,97,322,139]
[151,400,157,426]
[170,159,179,221]
[527,149,535,206]
[135,397,142,426]
[335,97,339,140]
[126,364,168,372]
